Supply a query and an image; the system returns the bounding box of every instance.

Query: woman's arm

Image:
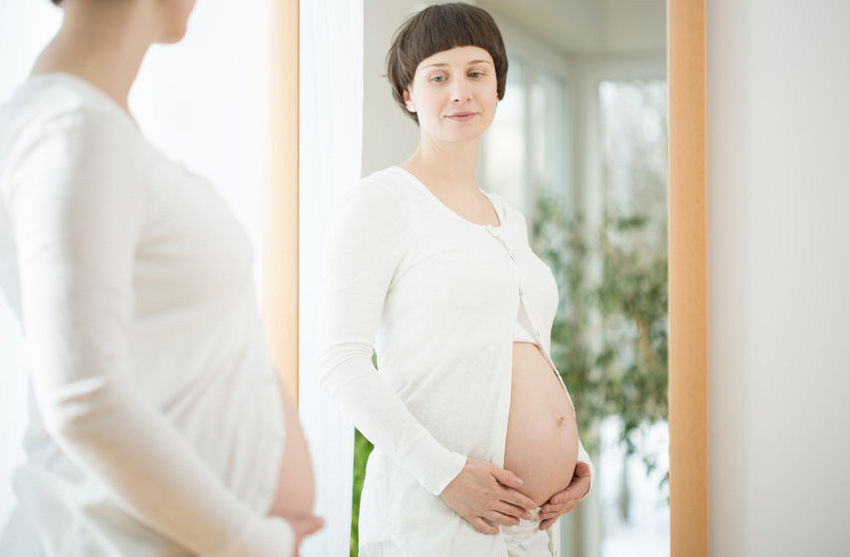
[317,179,467,496]
[4,110,294,556]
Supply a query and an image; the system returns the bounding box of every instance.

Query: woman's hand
[538,461,591,530]
[439,457,538,535]
[287,515,324,556]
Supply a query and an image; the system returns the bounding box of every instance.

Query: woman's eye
[431,75,446,83]
[469,71,483,78]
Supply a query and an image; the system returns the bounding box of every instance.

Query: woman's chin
[438,129,487,145]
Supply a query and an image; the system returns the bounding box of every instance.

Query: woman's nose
[451,80,471,102]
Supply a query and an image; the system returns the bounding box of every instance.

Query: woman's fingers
[541,488,581,514]
[541,500,577,516]
[440,458,555,535]
[490,463,536,511]
[548,484,581,505]
[573,460,591,478]
[490,465,524,490]
[538,517,557,530]
[470,516,500,535]
[483,509,521,526]
[539,509,564,521]
[539,499,581,524]
[499,485,538,512]
[548,462,591,505]
[494,500,533,520]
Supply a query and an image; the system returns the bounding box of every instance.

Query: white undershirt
[0,74,292,556]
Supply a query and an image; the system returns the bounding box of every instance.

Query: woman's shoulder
[357,166,415,193]
[338,166,415,210]
[0,73,138,156]
[0,75,150,205]
[329,167,417,241]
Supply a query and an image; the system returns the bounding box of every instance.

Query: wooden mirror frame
[265,0,708,555]
[668,0,708,555]
[265,0,300,401]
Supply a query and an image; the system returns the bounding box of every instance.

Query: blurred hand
[538,461,591,530]
[439,457,538,535]
[287,515,324,555]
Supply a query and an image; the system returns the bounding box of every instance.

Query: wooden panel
[265,0,300,405]
[668,0,708,554]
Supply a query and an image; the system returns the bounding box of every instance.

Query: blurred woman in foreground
[0,1,319,554]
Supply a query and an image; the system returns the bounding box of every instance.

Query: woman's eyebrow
[421,59,494,70]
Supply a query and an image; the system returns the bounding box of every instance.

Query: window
[482,54,529,213]
[481,50,670,556]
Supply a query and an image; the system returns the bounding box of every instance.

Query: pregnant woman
[0,0,318,555]
[318,4,592,556]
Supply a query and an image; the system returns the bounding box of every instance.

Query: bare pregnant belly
[268,378,315,518]
[504,342,579,506]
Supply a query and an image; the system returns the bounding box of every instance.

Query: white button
[535,330,541,337]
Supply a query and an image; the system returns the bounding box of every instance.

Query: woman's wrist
[403,443,467,496]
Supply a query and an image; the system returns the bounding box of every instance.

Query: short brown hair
[386,2,508,124]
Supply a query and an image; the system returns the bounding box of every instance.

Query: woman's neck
[401,134,481,195]
[31,2,153,114]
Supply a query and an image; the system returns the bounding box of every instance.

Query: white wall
[0,0,269,528]
[708,1,850,555]
[361,0,423,176]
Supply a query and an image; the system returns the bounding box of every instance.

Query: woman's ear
[403,89,416,113]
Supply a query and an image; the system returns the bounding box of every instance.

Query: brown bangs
[386,3,508,123]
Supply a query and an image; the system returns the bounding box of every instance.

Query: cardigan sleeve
[2,110,293,557]
[317,179,467,496]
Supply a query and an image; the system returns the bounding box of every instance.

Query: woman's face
[404,45,499,145]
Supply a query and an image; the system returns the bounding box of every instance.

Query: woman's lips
[446,111,476,122]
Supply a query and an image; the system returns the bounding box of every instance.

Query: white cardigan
[0,74,292,556]
[318,166,591,556]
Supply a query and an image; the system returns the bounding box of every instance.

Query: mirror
[355,1,681,556]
